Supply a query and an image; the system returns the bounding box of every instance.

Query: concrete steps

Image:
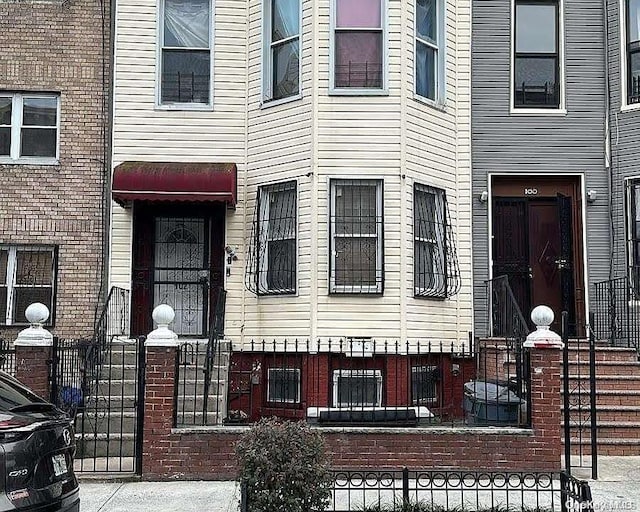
[75,339,231,460]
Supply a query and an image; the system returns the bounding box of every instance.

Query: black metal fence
[0,338,15,376]
[241,468,592,512]
[593,276,640,352]
[175,336,531,429]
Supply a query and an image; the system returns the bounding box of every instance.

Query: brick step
[566,346,639,364]
[564,438,640,456]
[561,389,640,406]
[75,410,137,433]
[565,421,640,439]
[75,432,135,458]
[565,361,640,376]
[563,375,640,391]
[565,405,640,421]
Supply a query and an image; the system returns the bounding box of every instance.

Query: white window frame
[509,0,566,115]
[414,184,446,298]
[414,0,446,105]
[621,0,640,110]
[267,367,301,403]
[0,245,56,326]
[332,369,382,408]
[329,179,384,294]
[156,0,215,110]
[411,365,438,404]
[262,0,302,106]
[0,93,60,165]
[258,181,298,295]
[329,0,389,95]
[626,178,640,295]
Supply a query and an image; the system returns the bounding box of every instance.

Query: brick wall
[142,346,562,481]
[0,0,110,338]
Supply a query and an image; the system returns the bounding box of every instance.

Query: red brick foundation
[141,345,562,481]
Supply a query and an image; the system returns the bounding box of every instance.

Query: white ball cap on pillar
[145,304,179,347]
[523,305,564,349]
[14,303,53,347]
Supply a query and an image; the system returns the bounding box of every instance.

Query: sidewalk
[79,457,640,512]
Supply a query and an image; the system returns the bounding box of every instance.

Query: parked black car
[0,371,79,511]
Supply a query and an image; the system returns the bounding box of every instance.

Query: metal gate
[562,311,597,479]
[49,336,146,474]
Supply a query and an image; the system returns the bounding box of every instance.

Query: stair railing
[593,275,640,354]
[202,288,227,425]
[484,275,529,341]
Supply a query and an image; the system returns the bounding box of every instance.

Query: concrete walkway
[79,457,640,512]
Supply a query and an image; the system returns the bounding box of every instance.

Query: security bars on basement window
[245,181,297,295]
[413,184,461,298]
[330,179,384,294]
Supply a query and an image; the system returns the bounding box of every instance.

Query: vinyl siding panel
[471,0,608,334]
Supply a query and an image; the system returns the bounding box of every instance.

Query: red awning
[112,162,237,206]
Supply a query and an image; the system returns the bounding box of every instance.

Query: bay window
[330,179,384,294]
[263,0,301,102]
[332,0,385,90]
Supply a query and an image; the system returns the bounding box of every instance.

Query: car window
[0,374,45,411]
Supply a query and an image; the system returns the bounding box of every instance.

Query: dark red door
[493,196,575,333]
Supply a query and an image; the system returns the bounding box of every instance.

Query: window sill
[0,158,59,166]
[414,292,447,300]
[155,103,214,112]
[330,288,383,295]
[260,94,303,109]
[509,107,567,117]
[412,94,447,113]
[329,88,389,97]
[620,103,640,113]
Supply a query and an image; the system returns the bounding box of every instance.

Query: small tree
[235,418,333,512]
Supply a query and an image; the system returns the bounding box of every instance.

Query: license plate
[52,454,67,477]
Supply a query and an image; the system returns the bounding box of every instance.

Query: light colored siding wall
[471,0,608,334]
[110,0,472,346]
[110,0,248,295]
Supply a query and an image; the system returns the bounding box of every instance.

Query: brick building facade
[0,0,110,338]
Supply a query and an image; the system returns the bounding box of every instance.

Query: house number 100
[524,188,538,195]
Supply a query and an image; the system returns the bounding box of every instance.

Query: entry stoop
[562,343,640,456]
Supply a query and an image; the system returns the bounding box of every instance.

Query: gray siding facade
[606,0,640,279]
[471,0,610,334]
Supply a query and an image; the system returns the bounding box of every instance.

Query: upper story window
[0,93,59,163]
[330,179,383,294]
[0,246,56,326]
[415,0,442,101]
[626,0,640,104]
[513,0,561,109]
[263,0,301,103]
[331,0,385,91]
[413,183,461,298]
[160,0,212,106]
[627,180,640,293]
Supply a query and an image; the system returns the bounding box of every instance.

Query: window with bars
[626,0,640,104]
[330,179,383,294]
[513,0,560,108]
[0,246,56,325]
[263,0,300,102]
[245,181,297,295]
[411,365,439,404]
[0,93,59,162]
[332,0,385,90]
[333,369,382,407]
[628,180,640,292]
[415,0,441,101]
[267,368,301,403]
[413,184,461,298]
[160,0,212,105]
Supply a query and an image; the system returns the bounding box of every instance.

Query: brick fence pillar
[14,302,53,399]
[142,305,179,479]
[525,305,565,469]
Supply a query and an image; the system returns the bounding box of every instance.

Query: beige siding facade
[110,0,472,346]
